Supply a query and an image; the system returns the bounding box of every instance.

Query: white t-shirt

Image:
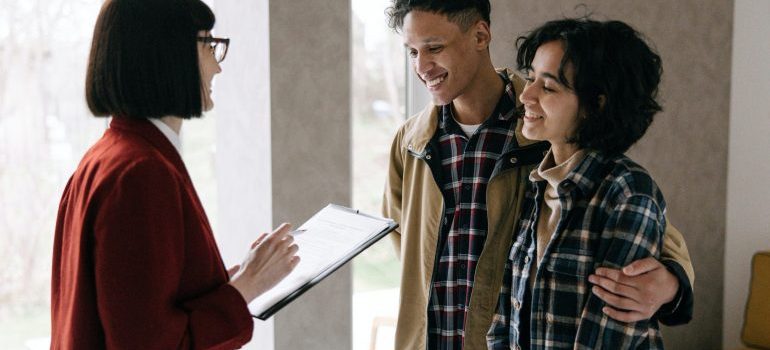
[455,119,481,138]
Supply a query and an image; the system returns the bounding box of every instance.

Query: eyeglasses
[197,36,230,63]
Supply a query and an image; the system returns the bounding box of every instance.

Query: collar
[530,149,588,190]
[538,149,611,198]
[148,118,183,155]
[108,117,186,172]
[439,70,517,133]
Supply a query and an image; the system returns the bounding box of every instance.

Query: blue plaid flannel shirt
[487,150,666,350]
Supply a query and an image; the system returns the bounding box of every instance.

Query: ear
[472,20,492,50]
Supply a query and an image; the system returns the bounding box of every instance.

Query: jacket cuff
[657,259,693,326]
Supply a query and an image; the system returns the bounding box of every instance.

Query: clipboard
[249,204,398,320]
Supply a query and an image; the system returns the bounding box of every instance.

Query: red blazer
[51,117,253,349]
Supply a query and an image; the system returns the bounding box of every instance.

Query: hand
[588,257,678,322]
[227,233,269,278]
[227,265,240,278]
[229,223,300,303]
[227,233,267,278]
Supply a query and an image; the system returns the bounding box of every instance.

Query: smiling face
[519,40,581,148]
[402,10,486,106]
[197,30,222,111]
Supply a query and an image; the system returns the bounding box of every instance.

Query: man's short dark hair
[86,0,215,119]
[516,18,663,154]
[386,0,491,32]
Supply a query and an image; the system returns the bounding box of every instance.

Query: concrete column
[490,1,733,348]
[269,1,352,349]
[214,0,351,348]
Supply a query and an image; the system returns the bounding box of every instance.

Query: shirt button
[546,314,554,323]
[459,263,466,270]
[513,299,521,311]
[426,154,432,160]
[463,184,472,191]
[510,157,518,164]
[524,256,531,264]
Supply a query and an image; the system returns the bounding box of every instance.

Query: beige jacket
[382,69,694,350]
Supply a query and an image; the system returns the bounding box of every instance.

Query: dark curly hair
[386,0,491,32]
[516,18,663,154]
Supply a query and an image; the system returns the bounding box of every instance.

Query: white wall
[724,0,770,348]
[215,0,275,348]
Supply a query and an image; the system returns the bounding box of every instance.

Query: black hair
[386,0,491,32]
[86,0,215,119]
[517,18,663,154]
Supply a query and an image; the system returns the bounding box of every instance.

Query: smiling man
[381,1,695,349]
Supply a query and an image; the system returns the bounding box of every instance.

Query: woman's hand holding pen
[228,223,301,303]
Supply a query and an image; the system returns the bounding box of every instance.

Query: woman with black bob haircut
[488,18,670,349]
[52,0,299,348]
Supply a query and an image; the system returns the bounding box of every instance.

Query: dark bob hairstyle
[86,0,215,119]
[516,18,663,154]
[386,0,491,32]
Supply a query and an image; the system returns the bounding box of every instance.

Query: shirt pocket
[544,251,595,277]
[541,252,595,329]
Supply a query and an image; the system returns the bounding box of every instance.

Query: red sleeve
[92,157,252,349]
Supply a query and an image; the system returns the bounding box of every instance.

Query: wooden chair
[737,251,770,349]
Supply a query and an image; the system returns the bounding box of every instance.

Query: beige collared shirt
[530,149,588,266]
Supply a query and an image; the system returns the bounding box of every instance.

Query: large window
[351,1,406,349]
[0,1,104,348]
